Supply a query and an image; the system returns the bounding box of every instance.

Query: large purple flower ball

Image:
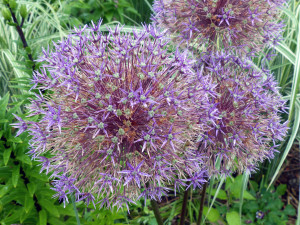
[14,21,215,210]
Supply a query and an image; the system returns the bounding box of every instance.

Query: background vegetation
[0,0,298,224]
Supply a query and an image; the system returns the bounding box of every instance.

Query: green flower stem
[150,199,164,225]
[72,195,81,225]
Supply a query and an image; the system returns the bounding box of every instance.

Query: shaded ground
[276,142,299,225]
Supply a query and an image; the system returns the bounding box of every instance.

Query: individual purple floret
[12,20,214,209]
[194,51,288,175]
[152,0,286,53]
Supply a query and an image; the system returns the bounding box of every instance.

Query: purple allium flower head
[194,51,288,175]
[13,20,214,209]
[152,0,286,53]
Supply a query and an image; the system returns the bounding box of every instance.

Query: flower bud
[8,0,17,10]
[20,4,27,18]
[1,8,11,21]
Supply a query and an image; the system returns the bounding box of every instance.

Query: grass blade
[275,42,296,65]
[288,5,300,122]
[268,101,300,189]
[239,172,249,224]
[203,175,225,224]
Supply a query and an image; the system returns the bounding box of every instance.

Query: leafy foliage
[0,93,75,224]
[63,0,141,25]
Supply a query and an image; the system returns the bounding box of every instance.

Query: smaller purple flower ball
[194,51,288,175]
[13,21,215,210]
[153,0,286,53]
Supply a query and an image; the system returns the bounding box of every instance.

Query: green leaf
[3,147,12,166]
[48,217,66,225]
[7,136,23,143]
[57,204,76,217]
[203,206,220,222]
[24,194,34,213]
[230,175,255,200]
[105,12,114,22]
[27,182,37,197]
[20,208,30,223]
[276,184,287,196]
[39,209,47,225]
[16,154,32,166]
[0,119,9,123]
[0,183,12,198]
[0,200,3,212]
[12,164,20,188]
[0,92,9,118]
[226,211,241,225]
[206,188,227,200]
[39,199,60,217]
[284,204,296,216]
[3,208,23,224]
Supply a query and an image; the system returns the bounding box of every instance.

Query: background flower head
[194,51,288,175]
[153,0,286,53]
[14,21,215,210]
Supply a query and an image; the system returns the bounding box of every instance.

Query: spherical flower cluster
[153,0,285,53]
[14,21,216,209]
[194,51,288,175]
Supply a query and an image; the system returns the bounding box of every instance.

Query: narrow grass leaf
[268,102,300,189]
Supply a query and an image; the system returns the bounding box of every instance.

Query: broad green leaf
[3,208,23,224]
[242,191,256,200]
[16,154,32,166]
[48,217,66,225]
[0,183,12,198]
[206,188,227,200]
[57,204,76,217]
[284,204,296,216]
[24,194,34,213]
[203,206,220,222]
[39,199,60,217]
[27,182,37,197]
[20,208,30,223]
[226,211,241,225]
[12,164,20,188]
[230,175,255,200]
[7,136,23,143]
[3,147,12,166]
[39,209,47,225]
[276,184,287,196]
